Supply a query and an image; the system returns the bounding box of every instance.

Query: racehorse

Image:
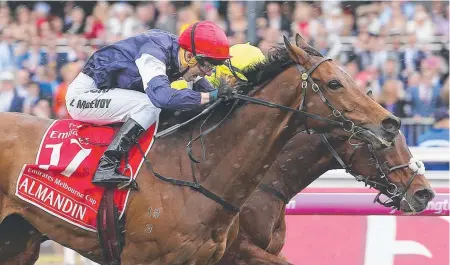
[0,35,401,265]
[216,131,434,265]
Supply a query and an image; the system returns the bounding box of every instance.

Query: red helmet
[179,21,231,61]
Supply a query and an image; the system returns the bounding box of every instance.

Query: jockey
[65,21,232,186]
[171,42,265,90]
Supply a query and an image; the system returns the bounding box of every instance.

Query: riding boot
[92,118,145,186]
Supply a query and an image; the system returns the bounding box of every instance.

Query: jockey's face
[181,51,214,82]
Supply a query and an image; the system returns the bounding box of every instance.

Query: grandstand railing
[401,117,436,146]
[285,188,449,216]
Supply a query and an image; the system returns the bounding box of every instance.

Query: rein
[131,56,378,213]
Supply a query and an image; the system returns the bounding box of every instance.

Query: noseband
[320,134,424,210]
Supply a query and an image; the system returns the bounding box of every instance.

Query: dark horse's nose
[381,116,401,134]
[413,188,435,205]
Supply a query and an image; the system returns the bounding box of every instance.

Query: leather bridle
[143,56,395,213]
[259,134,424,211]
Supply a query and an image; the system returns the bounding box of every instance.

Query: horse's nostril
[414,188,435,203]
[381,117,401,133]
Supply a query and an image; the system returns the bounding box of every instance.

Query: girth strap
[258,183,290,205]
[134,142,241,213]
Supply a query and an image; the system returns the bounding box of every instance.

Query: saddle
[15,119,158,265]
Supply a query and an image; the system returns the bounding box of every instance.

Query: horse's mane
[237,45,324,94]
[239,46,293,92]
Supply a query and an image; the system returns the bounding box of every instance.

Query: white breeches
[65,73,160,130]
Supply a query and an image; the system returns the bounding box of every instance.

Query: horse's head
[283,34,401,148]
[337,132,435,213]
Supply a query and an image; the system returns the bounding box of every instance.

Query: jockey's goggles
[196,56,226,73]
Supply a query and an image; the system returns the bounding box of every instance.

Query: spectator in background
[107,3,139,40]
[354,32,373,71]
[22,81,41,115]
[50,15,64,37]
[135,2,156,32]
[22,36,45,75]
[418,107,449,147]
[65,34,89,63]
[324,6,346,38]
[291,2,313,42]
[401,33,427,74]
[387,33,402,61]
[0,1,446,130]
[406,5,435,43]
[312,23,342,60]
[154,1,177,34]
[406,71,421,90]
[378,56,402,87]
[53,62,81,119]
[84,2,108,40]
[0,71,24,113]
[34,65,54,99]
[258,27,282,54]
[34,2,51,34]
[379,79,411,118]
[431,0,449,37]
[13,5,31,36]
[0,27,15,72]
[177,6,199,35]
[41,34,68,73]
[226,1,247,45]
[63,7,86,35]
[15,69,31,97]
[0,5,11,31]
[203,3,226,32]
[409,67,442,117]
[30,98,52,118]
[370,34,389,70]
[265,2,291,37]
[417,107,449,170]
[345,60,360,79]
[381,2,408,35]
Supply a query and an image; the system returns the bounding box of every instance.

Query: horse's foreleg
[0,215,43,265]
[1,236,41,265]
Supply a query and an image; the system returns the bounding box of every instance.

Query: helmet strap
[226,59,247,83]
[190,21,200,59]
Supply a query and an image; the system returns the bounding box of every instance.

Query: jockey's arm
[135,45,211,110]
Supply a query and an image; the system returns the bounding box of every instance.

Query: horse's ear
[366,90,375,101]
[283,35,310,64]
[295,33,309,48]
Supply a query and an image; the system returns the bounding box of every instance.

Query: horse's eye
[328,80,343,90]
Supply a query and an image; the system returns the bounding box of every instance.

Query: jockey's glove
[209,86,235,102]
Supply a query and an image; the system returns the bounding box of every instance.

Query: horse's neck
[195,70,302,214]
[263,134,344,200]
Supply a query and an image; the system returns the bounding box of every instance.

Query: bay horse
[0,36,400,265]
[216,131,434,265]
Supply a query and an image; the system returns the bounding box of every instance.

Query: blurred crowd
[0,1,448,123]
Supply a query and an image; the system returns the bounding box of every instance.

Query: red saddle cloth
[15,119,157,232]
